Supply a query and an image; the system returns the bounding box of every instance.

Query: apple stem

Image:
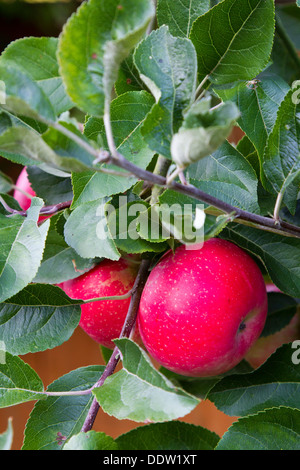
[273,191,284,224]
[0,195,22,215]
[80,258,151,433]
[0,197,73,220]
[37,260,151,405]
[150,155,172,205]
[166,165,187,186]
[83,290,133,303]
[103,102,119,161]
[194,74,210,101]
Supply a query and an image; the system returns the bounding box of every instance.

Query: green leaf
[34,215,96,284]
[22,366,105,450]
[115,54,147,95]
[236,136,278,216]
[80,91,155,207]
[136,206,170,244]
[0,127,55,167]
[262,292,298,337]
[190,0,275,85]
[58,0,155,117]
[0,194,22,215]
[0,63,56,121]
[216,407,300,450]
[215,76,290,164]
[0,418,13,450]
[64,431,117,450]
[157,0,210,38]
[0,109,45,138]
[116,421,220,450]
[0,284,82,355]
[85,91,155,161]
[42,121,98,172]
[100,345,114,365]
[146,202,207,246]
[281,200,300,229]
[265,27,300,85]
[263,87,300,214]
[0,353,45,408]
[27,166,73,206]
[93,339,199,423]
[0,112,49,166]
[0,37,73,116]
[0,127,94,173]
[189,140,260,214]
[171,97,240,167]
[155,188,233,244]
[134,25,198,158]
[64,199,120,260]
[161,360,253,400]
[208,344,300,417]
[0,111,13,135]
[0,198,49,303]
[107,199,169,254]
[220,224,300,298]
[71,171,136,210]
[0,171,13,194]
[277,4,300,51]
[156,188,235,243]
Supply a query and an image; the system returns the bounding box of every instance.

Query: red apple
[137,238,268,377]
[58,258,138,349]
[13,167,48,222]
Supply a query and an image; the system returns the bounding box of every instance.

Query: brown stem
[104,152,300,239]
[0,198,72,218]
[4,154,300,239]
[80,258,151,433]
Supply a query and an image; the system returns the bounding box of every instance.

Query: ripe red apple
[13,167,48,222]
[58,258,138,349]
[245,282,300,369]
[137,238,268,377]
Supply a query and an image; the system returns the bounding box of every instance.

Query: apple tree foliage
[0,0,300,451]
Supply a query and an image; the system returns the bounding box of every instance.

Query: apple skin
[58,258,138,349]
[137,238,268,377]
[13,167,48,222]
[245,282,300,369]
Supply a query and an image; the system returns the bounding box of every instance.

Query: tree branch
[103,152,300,239]
[5,151,300,239]
[80,258,151,433]
[0,197,72,219]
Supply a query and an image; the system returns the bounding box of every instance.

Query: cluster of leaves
[0,0,300,451]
